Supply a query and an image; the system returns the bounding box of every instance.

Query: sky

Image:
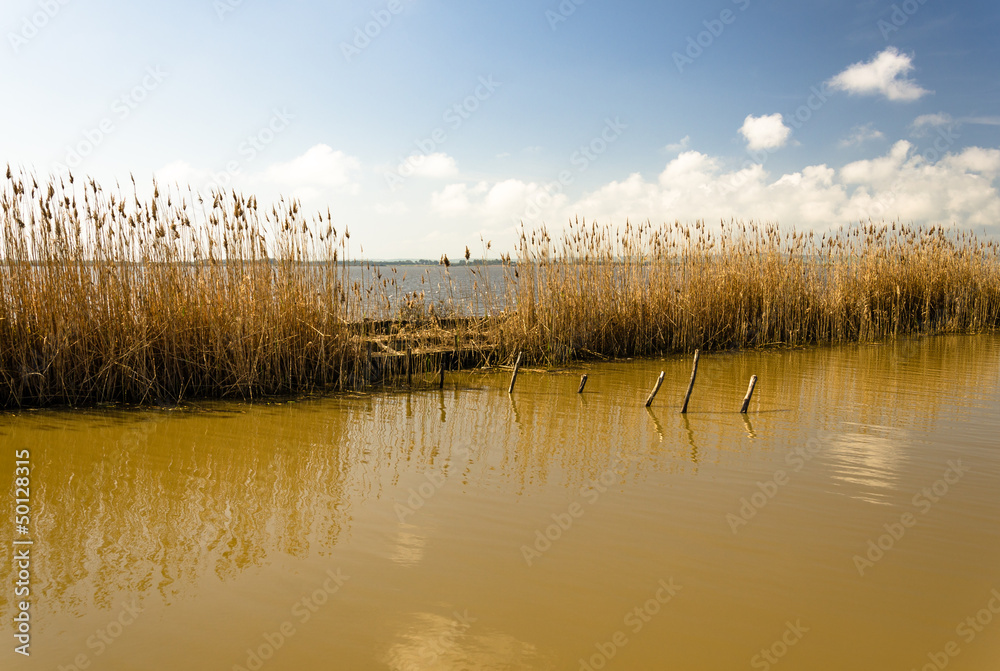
[2,0,999,259]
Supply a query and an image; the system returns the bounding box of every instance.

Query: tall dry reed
[2,168,998,406]
[497,218,1000,362]
[0,169,484,407]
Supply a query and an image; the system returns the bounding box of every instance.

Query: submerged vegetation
[2,168,999,407]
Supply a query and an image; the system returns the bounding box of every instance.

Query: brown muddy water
[2,334,1000,671]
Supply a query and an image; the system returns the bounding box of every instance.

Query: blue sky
[2,0,999,258]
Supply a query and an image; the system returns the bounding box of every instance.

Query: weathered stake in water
[740,375,758,413]
[645,371,665,407]
[680,350,700,413]
[508,352,523,394]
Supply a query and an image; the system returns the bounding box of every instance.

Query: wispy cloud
[961,115,1000,126]
[911,112,954,133]
[839,123,885,147]
[664,135,690,153]
[910,113,1000,137]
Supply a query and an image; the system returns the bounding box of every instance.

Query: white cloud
[839,123,885,147]
[828,47,930,102]
[432,141,1000,234]
[911,113,1000,137]
[406,152,458,178]
[664,135,691,153]
[944,147,1000,177]
[154,160,206,186]
[266,144,361,196]
[963,116,1000,127]
[430,178,569,225]
[374,202,409,215]
[911,112,954,135]
[739,114,792,151]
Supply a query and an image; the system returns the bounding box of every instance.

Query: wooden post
[438,364,445,389]
[740,374,757,413]
[577,374,588,393]
[406,346,412,386]
[645,371,665,407]
[680,349,700,414]
[508,351,522,394]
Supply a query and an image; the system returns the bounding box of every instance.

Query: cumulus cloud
[154,159,207,186]
[407,152,458,178]
[944,146,1000,177]
[430,178,570,226]
[739,114,792,151]
[432,141,1000,233]
[828,47,930,102]
[266,144,361,195]
[839,123,885,147]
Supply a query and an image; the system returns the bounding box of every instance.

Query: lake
[2,333,999,670]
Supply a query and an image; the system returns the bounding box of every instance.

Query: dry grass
[2,169,998,406]
[498,218,1000,362]
[0,169,489,407]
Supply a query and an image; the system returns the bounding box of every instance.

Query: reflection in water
[681,413,700,466]
[391,525,427,567]
[383,611,543,671]
[824,423,907,505]
[1,334,999,670]
[645,405,665,443]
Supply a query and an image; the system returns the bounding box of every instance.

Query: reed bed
[2,168,998,407]
[499,218,1000,362]
[0,169,491,407]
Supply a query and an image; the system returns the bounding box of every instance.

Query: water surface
[2,334,999,670]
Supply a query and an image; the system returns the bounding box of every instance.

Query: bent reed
[2,168,998,407]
